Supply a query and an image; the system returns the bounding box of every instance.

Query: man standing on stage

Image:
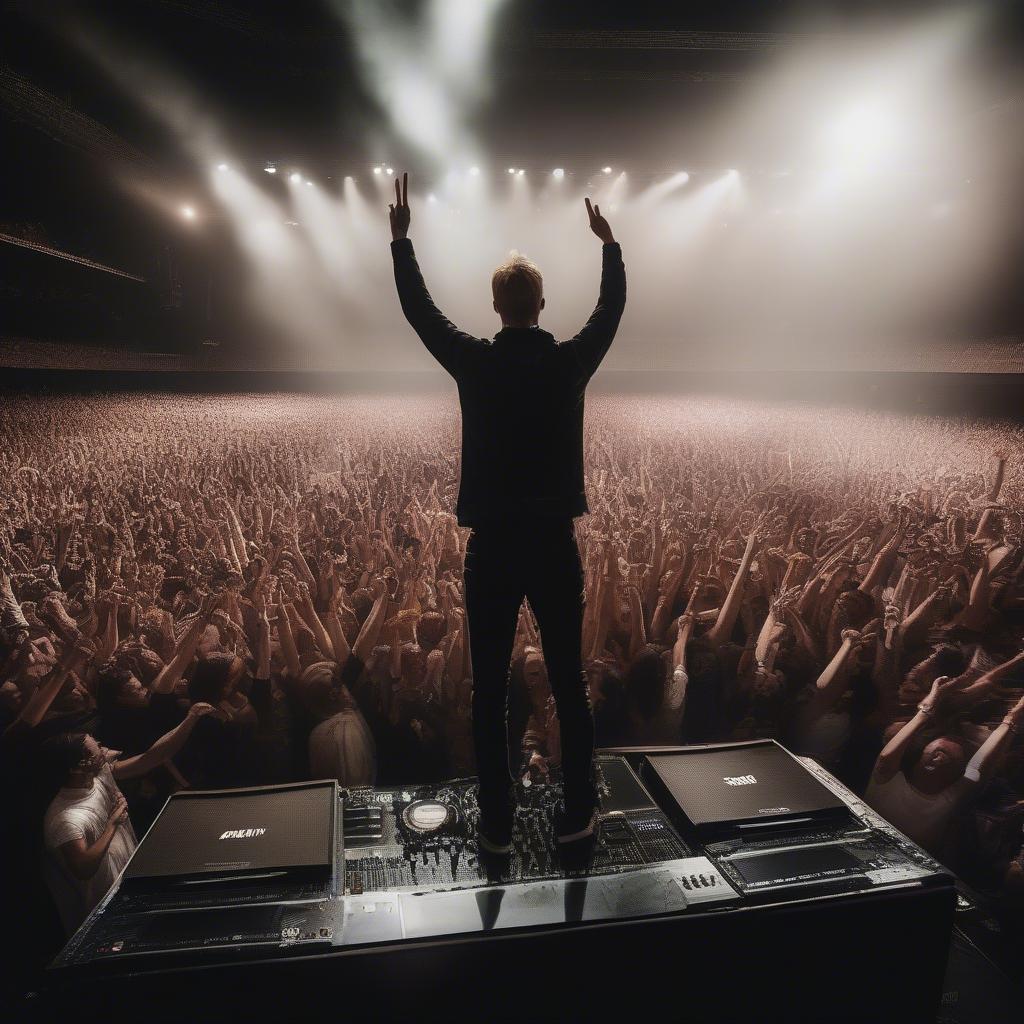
[388,173,626,852]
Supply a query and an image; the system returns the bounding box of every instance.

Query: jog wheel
[401,800,457,836]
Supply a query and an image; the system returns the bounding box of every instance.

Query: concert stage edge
[34,744,956,1023]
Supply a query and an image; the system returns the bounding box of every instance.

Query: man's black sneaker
[477,811,514,855]
[556,802,599,844]
[477,784,516,855]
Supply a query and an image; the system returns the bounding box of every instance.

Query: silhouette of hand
[389,173,410,240]
[585,197,615,244]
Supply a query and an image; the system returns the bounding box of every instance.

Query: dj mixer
[341,755,691,895]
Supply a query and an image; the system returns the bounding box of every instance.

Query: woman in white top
[42,704,214,934]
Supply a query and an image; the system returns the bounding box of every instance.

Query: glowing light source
[385,167,394,175]
[821,99,893,169]
[516,168,525,177]
[180,205,196,220]
[217,163,228,172]
[306,180,313,187]
[290,172,302,184]
[264,164,277,174]
[602,166,612,174]
[633,170,692,209]
[552,168,565,180]
[334,0,505,167]
[373,166,382,175]
[508,167,515,174]
[469,166,480,176]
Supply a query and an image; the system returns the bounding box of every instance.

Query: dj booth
[40,741,955,1022]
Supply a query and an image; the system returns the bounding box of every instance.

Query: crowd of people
[2,389,1024,972]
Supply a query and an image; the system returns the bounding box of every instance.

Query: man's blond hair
[491,251,543,324]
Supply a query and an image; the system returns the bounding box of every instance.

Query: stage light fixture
[508,167,515,174]
[553,168,565,179]
[386,167,394,175]
[602,166,612,174]
[373,166,382,174]
[290,172,302,184]
[516,168,525,177]
[180,205,196,220]
[264,164,277,174]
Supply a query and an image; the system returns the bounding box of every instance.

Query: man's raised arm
[565,197,626,382]
[389,172,477,379]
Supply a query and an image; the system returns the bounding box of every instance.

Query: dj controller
[43,744,958,1023]
[342,755,691,895]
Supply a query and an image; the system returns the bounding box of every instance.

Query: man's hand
[585,197,615,244]
[389,172,410,241]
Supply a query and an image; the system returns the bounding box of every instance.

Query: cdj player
[43,746,956,1023]
[642,739,849,840]
[639,740,945,902]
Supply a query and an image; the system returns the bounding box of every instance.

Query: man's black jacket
[391,238,626,527]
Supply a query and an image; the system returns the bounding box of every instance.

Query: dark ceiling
[5,0,1021,178]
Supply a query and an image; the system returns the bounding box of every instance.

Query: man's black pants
[463,517,595,818]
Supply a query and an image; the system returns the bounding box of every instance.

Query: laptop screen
[125,782,336,880]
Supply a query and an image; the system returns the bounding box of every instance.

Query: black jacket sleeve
[564,242,626,382]
[391,238,481,379]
